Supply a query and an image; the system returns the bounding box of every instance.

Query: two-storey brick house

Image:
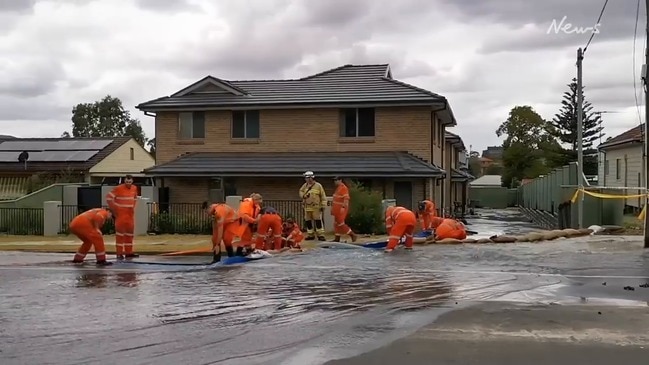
[136,64,458,211]
[444,131,474,216]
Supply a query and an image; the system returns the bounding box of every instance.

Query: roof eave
[135,99,444,112]
[144,171,445,178]
[598,139,643,151]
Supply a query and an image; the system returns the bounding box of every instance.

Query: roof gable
[598,124,643,150]
[170,76,249,97]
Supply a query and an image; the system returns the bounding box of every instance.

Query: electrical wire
[633,0,643,125]
[583,0,609,54]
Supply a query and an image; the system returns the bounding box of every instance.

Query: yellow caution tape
[569,188,648,219]
[639,205,646,221]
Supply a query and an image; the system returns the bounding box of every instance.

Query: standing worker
[254,207,283,251]
[299,171,327,241]
[70,208,113,266]
[234,193,263,255]
[384,205,417,253]
[106,175,139,259]
[331,176,357,242]
[416,199,438,231]
[203,201,239,262]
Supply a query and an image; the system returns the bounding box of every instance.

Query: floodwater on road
[1,209,649,365]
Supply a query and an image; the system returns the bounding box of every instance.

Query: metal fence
[0,207,44,235]
[147,200,305,235]
[58,205,115,235]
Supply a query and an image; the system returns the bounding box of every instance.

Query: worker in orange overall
[70,208,113,266]
[234,193,262,256]
[106,175,139,259]
[282,217,304,249]
[435,218,467,240]
[254,207,283,251]
[203,201,239,263]
[416,200,438,231]
[384,205,417,253]
[331,176,357,242]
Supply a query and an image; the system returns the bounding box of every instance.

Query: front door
[394,181,413,210]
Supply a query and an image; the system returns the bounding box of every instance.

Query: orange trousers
[255,214,283,250]
[435,220,467,240]
[114,215,134,255]
[421,213,439,230]
[332,210,353,236]
[386,213,417,250]
[70,222,106,262]
[212,222,237,250]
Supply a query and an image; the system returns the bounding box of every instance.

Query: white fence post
[43,201,62,236]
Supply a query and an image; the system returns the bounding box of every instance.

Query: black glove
[251,223,258,232]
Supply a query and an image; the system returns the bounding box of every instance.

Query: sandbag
[462,238,478,243]
[550,229,569,238]
[434,238,463,244]
[578,228,594,235]
[525,232,545,242]
[515,236,529,242]
[491,235,517,243]
[425,235,436,242]
[476,238,492,244]
[562,228,582,237]
[413,237,427,244]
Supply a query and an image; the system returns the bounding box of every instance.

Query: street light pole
[576,47,584,229]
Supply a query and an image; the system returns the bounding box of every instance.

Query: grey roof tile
[451,168,474,181]
[145,151,446,178]
[136,64,447,110]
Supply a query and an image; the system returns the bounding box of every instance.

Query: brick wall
[155,106,437,166]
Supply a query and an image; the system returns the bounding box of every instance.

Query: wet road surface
[2,209,649,365]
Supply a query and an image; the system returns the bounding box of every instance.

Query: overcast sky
[0,0,644,153]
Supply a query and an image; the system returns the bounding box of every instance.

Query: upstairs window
[340,108,375,137]
[232,110,260,139]
[178,111,206,139]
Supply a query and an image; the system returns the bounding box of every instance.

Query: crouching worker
[255,207,283,251]
[70,208,113,266]
[384,206,417,253]
[435,218,467,240]
[234,193,262,256]
[282,217,304,249]
[203,201,239,263]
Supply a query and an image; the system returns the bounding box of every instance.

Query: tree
[549,78,604,175]
[63,95,148,147]
[147,138,156,158]
[496,106,560,187]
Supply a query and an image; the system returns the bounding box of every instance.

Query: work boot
[305,235,315,241]
[225,246,235,257]
[350,233,358,243]
[71,259,84,264]
[331,236,341,242]
[125,253,139,259]
[96,260,113,266]
[317,235,326,241]
[235,247,245,256]
[116,255,125,260]
[211,251,221,264]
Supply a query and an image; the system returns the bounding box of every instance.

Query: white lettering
[547,16,601,35]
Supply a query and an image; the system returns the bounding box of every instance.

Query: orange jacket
[282,222,304,242]
[71,208,110,230]
[106,184,138,215]
[209,203,238,225]
[238,198,260,225]
[385,206,416,230]
[331,183,350,215]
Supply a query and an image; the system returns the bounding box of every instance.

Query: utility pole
[642,0,649,248]
[576,47,584,229]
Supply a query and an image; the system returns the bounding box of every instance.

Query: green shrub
[346,181,385,235]
[148,212,211,235]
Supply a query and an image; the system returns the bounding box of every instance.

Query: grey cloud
[445,0,640,54]
[134,0,201,12]
[0,0,37,12]
[0,59,66,97]
[0,96,69,121]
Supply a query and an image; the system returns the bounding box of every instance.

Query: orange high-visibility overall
[418,200,437,230]
[282,222,304,248]
[331,182,355,237]
[70,208,110,263]
[255,212,283,250]
[385,206,417,250]
[106,184,138,256]
[435,219,467,240]
[234,198,260,247]
[208,203,239,251]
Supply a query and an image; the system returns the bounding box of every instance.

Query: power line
[583,0,610,54]
[634,0,643,125]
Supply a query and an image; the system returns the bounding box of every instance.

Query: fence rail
[58,205,115,235]
[0,207,44,235]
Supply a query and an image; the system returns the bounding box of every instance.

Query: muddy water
[1,209,649,365]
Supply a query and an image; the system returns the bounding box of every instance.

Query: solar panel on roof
[0,139,113,151]
[0,150,99,162]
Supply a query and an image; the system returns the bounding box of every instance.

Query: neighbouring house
[597,125,644,210]
[482,146,503,161]
[444,131,474,215]
[469,175,502,187]
[136,63,461,211]
[0,137,154,200]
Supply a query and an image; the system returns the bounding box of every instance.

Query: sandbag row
[415,228,596,245]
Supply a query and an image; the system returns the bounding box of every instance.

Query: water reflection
[75,273,108,288]
[74,272,140,288]
[116,272,139,287]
